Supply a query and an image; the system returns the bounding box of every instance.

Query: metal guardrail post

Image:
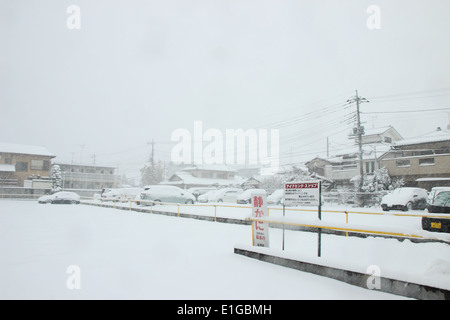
[345,211,349,237]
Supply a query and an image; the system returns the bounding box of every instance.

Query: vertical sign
[284,181,322,257]
[251,191,269,247]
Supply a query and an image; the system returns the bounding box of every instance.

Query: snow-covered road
[1,200,448,299]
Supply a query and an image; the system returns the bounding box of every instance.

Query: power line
[362,107,450,114]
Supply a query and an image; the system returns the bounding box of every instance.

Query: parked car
[188,187,217,200]
[380,187,428,211]
[122,188,144,202]
[236,189,267,204]
[422,190,450,233]
[427,187,450,205]
[101,188,123,202]
[267,189,284,205]
[207,188,243,203]
[135,185,195,205]
[197,190,219,203]
[38,191,80,204]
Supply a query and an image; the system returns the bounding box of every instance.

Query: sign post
[284,181,322,256]
[251,191,270,247]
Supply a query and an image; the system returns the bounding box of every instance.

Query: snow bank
[0,200,411,299]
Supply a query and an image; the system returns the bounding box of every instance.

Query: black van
[422,191,450,233]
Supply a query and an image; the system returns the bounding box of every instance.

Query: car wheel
[185,199,194,204]
[70,200,77,204]
[404,202,413,211]
[153,200,161,205]
[218,199,223,203]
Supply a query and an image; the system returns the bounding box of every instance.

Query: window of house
[43,160,50,171]
[436,147,449,154]
[419,158,435,166]
[365,161,375,173]
[16,162,28,172]
[396,160,410,168]
[4,157,12,164]
[31,160,44,170]
[384,137,392,143]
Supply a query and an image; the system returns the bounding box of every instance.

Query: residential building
[306,144,391,188]
[55,162,121,190]
[358,126,403,145]
[0,142,55,187]
[163,164,244,189]
[304,126,403,188]
[380,128,450,189]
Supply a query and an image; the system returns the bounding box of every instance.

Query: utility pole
[326,137,329,157]
[447,112,450,130]
[347,90,369,194]
[147,140,155,166]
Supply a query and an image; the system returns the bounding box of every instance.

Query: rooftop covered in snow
[0,142,55,157]
[394,128,450,146]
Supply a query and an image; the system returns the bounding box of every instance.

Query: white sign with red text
[251,192,270,247]
[284,181,321,206]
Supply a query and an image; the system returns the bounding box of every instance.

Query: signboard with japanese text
[251,191,270,247]
[284,181,321,206]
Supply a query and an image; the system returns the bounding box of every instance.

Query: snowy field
[1,200,449,300]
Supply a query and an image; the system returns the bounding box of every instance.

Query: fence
[83,197,450,244]
[1,193,449,243]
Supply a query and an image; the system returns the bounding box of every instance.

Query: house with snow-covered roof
[162,164,245,189]
[305,144,392,188]
[305,126,402,188]
[0,142,55,187]
[380,127,450,189]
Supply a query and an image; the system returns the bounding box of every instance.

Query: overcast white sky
[1,0,450,180]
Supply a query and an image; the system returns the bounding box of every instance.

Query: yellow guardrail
[248,217,450,243]
[91,197,450,243]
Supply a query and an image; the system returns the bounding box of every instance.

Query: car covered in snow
[188,187,217,200]
[422,190,450,233]
[207,188,243,203]
[197,189,219,203]
[198,188,243,203]
[236,189,267,204]
[380,187,428,211]
[38,191,80,204]
[135,185,195,205]
[102,187,143,202]
[267,189,284,205]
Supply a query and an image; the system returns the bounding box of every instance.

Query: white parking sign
[284,181,321,206]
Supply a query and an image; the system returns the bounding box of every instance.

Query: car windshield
[433,191,450,207]
[393,188,414,195]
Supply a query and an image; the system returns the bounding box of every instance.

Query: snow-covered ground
[1,200,449,299]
